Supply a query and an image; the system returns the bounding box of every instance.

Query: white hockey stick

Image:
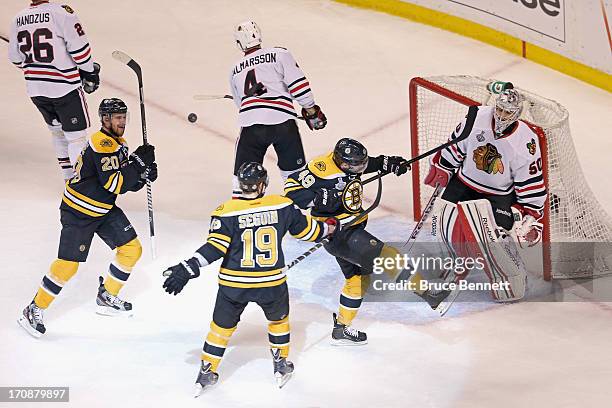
[193,94,233,101]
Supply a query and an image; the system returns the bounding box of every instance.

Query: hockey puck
[188,113,198,123]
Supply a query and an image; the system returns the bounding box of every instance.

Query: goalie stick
[112,50,157,259]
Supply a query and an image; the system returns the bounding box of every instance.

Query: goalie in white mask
[420,84,546,306]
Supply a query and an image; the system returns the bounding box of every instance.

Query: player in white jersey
[229,21,327,197]
[8,1,100,180]
[420,86,546,305]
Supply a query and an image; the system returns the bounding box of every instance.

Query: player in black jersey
[18,98,157,338]
[162,162,335,392]
[285,138,409,345]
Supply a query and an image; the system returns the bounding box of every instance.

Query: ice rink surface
[1,1,611,407]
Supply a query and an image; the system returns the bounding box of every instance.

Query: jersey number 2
[17,28,54,64]
[240,226,278,268]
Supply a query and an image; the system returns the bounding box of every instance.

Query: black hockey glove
[130,144,155,171]
[313,188,341,213]
[80,62,100,94]
[378,155,409,176]
[302,105,327,130]
[162,258,201,295]
[145,162,158,182]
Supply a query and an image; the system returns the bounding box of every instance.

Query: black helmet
[237,162,269,195]
[98,98,128,120]
[333,138,368,174]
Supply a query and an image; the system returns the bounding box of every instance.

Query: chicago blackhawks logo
[527,138,536,155]
[473,143,504,174]
[341,179,363,213]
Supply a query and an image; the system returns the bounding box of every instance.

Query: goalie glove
[511,204,543,247]
[301,105,327,130]
[424,151,453,188]
[162,257,201,295]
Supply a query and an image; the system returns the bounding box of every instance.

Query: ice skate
[96,277,133,316]
[331,313,367,346]
[18,301,46,338]
[271,348,294,388]
[193,361,219,397]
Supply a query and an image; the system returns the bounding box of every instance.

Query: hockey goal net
[410,76,612,280]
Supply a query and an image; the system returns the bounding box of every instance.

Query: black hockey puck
[188,113,198,123]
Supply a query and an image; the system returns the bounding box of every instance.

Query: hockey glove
[324,217,339,237]
[378,155,409,176]
[146,162,158,183]
[424,151,453,188]
[162,258,201,295]
[313,188,341,213]
[511,204,543,247]
[130,144,156,171]
[302,105,327,130]
[80,62,100,94]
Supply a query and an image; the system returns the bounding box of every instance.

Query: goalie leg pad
[456,199,527,302]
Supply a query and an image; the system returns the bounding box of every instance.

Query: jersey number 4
[240,226,278,268]
[17,28,54,64]
[244,69,267,97]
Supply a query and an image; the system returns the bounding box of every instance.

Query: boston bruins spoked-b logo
[341,179,363,213]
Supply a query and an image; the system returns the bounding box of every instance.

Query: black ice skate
[331,313,367,346]
[271,348,294,388]
[18,301,46,338]
[193,361,219,397]
[416,286,451,310]
[96,277,133,316]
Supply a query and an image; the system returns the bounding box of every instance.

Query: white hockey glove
[511,204,543,247]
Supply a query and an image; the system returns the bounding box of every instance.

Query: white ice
[1,1,611,407]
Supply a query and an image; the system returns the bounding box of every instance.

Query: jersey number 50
[240,226,278,268]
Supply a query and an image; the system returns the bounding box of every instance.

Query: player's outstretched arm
[365,155,409,176]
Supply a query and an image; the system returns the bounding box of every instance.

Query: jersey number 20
[240,226,278,268]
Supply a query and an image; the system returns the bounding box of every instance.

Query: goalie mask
[333,138,369,174]
[493,89,523,136]
[237,162,269,196]
[234,21,262,52]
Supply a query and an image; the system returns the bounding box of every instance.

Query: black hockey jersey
[194,195,327,289]
[61,129,143,218]
[284,152,378,225]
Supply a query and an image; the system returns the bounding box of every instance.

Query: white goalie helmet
[234,20,262,52]
[493,88,523,136]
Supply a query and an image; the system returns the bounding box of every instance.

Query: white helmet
[234,21,262,52]
[493,88,523,136]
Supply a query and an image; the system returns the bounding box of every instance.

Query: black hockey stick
[361,105,478,186]
[0,35,8,43]
[112,50,157,259]
[282,172,383,272]
[193,93,305,120]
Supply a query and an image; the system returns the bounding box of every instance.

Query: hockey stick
[0,35,8,43]
[193,93,305,120]
[282,172,383,272]
[112,50,157,259]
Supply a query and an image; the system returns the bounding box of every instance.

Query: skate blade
[329,338,368,346]
[96,305,134,317]
[193,384,204,398]
[275,372,292,389]
[438,288,461,316]
[17,317,43,338]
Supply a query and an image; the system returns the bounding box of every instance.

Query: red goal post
[409,76,612,281]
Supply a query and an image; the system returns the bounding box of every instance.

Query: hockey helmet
[333,138,369,174]
[98,98,128,121]
[234,21,262,52]
[237,162,269,194]
[493,88,523,136]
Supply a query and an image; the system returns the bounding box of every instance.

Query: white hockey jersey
[229,47,316,127]
[8,2,95,98]
[439,106,547,214]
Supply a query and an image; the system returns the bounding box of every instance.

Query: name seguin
[238,210,278,229]
[17,13,50,28]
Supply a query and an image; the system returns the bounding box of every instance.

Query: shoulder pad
[89,131,120,154]
[307,152,343,178]
[61,5,75,14]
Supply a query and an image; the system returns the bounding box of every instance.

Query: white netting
[412,75,612,279]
